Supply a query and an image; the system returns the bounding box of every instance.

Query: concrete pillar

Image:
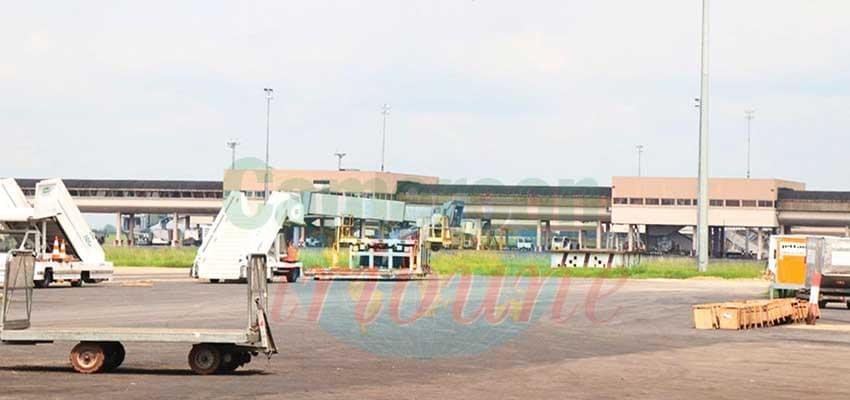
[721,227,726,258]
[596,221,603,249]
[317,218,325,246]
[545,221,552,251]
[578,229,584,249]
[128,213,135,246]
[707,227,713,257]
[744,227,750,257]
[845,226,850,238]
[536,221,543,252]
[757,229,764,260]
[172,212,180,247]
[115,213,123,246]
[692,225,697,257]
[714,227,720,257]
[184,215,191,230]
[627,224,634,252]
[475,220,483,251]
[713,227,720,258]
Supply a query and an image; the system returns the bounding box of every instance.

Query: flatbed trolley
[0,251,277,375]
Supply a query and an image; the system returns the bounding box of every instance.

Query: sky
[2,0,850,190]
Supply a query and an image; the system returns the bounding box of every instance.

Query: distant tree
[102,224,117,234]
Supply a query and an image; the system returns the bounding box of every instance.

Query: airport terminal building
[15,169,850,257]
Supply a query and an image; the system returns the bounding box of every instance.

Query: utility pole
[745,109,755,179]
[696,0,711,272]
[226,139,239,169]
[380,103,390,172]
[334,151,347,171]
[263,88,274,201]
[636,145,644,177]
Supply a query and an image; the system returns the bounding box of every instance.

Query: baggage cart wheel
[70,280,83,287]
[188,344,222,375]
[102,342,126,372]
[216,349,240,373]
[70,342,107,374]
[216,349,252,373]
[285,271,298,283]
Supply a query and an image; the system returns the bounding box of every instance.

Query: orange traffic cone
[284,243,299,263]
[51,236,61,261]
[60,239,68,262]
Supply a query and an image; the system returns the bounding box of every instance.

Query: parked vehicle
[516,237,534,251]
[305,236,324,247]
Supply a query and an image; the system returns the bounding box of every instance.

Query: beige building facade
[611,177,805,228]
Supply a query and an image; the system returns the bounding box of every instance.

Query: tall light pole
[636,145,645,177]
[226,139,239,169]
[696,0,711,272]
[263,88,274,201]
[380,103,390,172]
[334,151,347,171]
[745,109,755,179]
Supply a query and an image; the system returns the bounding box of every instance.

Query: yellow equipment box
[768,235,809,289]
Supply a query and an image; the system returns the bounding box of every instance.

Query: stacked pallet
[693,298,810,330]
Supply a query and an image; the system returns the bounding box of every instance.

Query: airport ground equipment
[799,236,850,310]
[275,241,303,283]
[317,236,430,280]
[191,191,304,283]
[306,215,431,280]
[0,178,113,287]
[423,200,467,251]
[767,235,810,297]
[549,248,640,268]
[304,199,460,280]
[479,223,508,251]
[1,251,277,374]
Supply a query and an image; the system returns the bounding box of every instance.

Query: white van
[516,237,534,251]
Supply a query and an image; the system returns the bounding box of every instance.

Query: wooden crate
[692,303,722,329]
[718,304,748,330]
[694,299,810,330]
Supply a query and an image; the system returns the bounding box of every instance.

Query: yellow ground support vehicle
[768,235,810,295]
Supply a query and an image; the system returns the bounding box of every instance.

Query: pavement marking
[784,323,850,332]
